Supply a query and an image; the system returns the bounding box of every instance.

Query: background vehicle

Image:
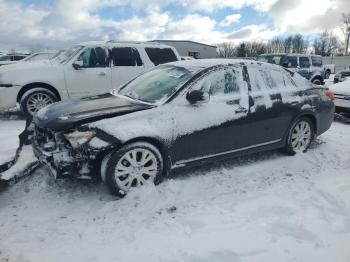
[257,54,324,85]
[329,79,350,112]
[0,41,180,116]
[32,59,334,196]
[0,53,28,66]
[323,64,336,79]
[181,56,195,60]
[333,69,350,83]
[21,52,56,62]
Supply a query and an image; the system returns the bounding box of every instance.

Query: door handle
[98,72,106,76]
[235,107,248,114]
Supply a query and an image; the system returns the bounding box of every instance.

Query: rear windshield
[145,48,178,66]
[257,55,285,65]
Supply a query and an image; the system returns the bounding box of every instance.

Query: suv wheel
[20,88,58,117]
[312,78,322,85]
[285,117,314,155]
[102,142,164,197]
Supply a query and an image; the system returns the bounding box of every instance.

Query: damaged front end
[32,125,117,179]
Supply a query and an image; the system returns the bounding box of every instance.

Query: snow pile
[0,120,350,262]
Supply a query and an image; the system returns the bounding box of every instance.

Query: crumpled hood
[33,93,154,131]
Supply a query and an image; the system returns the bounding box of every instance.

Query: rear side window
[258,68,284,89]
[145,48,178,66]
[111,47,143,66]
[299,57,310,68]
[311,56,322,67]
[0,55,12,61]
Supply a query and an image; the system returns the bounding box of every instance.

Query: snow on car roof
[167,58,280,72]
[78,40,175,49]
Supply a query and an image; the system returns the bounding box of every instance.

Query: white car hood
[0,59,56,73]
[329,79,350,95]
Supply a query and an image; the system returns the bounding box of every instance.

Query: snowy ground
[0,118,350,262]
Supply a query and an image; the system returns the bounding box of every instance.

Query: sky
[0,0,349,51]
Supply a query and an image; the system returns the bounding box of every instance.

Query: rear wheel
[102,142,164,197]
[285,117,314,155]
[20,88,58,117]
[325,70,331,79]
[312,78,322,85]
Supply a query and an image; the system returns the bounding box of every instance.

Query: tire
[102,142,164,197]
[284,117,314,155]
[312,78,322,85]
[20,88,58,118]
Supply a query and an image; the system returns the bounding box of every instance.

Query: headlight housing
[64,130,96,148]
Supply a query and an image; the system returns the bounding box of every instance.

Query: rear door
[246,64,295,142]
[64,46,111,98]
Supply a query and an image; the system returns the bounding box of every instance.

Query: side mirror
[72,60,84,70]
[186,90,209,104]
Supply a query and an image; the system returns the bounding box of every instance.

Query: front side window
[299,57,310,68]
[118,65,193,103]
[145,48,178,66]
[198,67,241,96]
[77,47,108,68]
[311,56,322,67]
[111,47,143,66]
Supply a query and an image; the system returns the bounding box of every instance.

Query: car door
[110,47,145,90]
[246,64,296,142]
[64,46,112,98]
[171,64,255,164]
[298,56,312,80]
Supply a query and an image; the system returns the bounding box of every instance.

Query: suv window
[14,56,25,61]
[145,48,178,66]
[259,68,284,89]
[311,56,322,67]
[281,56,298,68]
[111,47,143,66]
[77,47,108,68]
[299,57,310,68]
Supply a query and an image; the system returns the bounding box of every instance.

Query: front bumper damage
[32,126,116,179]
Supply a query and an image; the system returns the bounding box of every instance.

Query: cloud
[219,14,241,27]
[0,0,349,51]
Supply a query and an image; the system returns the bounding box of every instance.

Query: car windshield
[53,45,83,63]
[257,55,285,65]
[117,65,194,104]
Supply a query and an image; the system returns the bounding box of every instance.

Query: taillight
[326,90,335,101]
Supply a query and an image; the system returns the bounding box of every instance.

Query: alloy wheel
[26,92,54,115]
[114,148,158,191]
[290,120,312,152]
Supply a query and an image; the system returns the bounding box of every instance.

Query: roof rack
[106,40,160,45]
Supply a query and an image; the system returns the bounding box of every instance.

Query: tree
[291,34,305,53]
[313,31,341,56]
[341,13,350,55]
[236,43,247,57]
[283,36,293,53]
[217,42,236,58]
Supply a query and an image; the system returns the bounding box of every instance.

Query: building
[150,40,217,59]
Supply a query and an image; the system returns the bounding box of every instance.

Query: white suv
[0,41,180,116]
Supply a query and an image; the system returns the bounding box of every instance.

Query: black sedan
[32,59,335,196]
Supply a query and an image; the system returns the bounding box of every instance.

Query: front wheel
[20,88,58,117]
[284,117,314,155]
[102,142,164,197]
